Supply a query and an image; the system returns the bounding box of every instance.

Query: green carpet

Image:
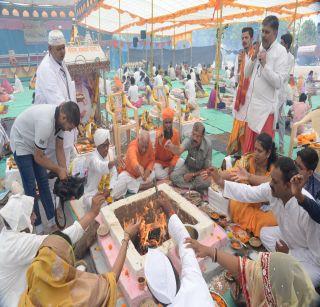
[2,81,320,176]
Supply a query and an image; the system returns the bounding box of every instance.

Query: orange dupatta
[234,47,254,112]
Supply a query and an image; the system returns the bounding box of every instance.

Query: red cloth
[243,114,275,154]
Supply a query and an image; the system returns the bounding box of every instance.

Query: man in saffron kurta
[227,27,254,155]
[154,108,184,180]
[112,130,155,200]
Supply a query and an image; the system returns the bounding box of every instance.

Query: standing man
[154,108,184,180]
[243,16,288,153]
[35,30,76,167]
[227,27,254,155]
[169,122,212,193]
[278,33,294,154]
[10,102,80,232]
[185,74,198,117]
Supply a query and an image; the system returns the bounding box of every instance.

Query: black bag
[52,175,85,229]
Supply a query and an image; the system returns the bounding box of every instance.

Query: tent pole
[118,0,122,71]
[98,5,101,45]
[190,32,192,66]
[214,4,223,108]
[292,0,299,76]
[173,22,176,66]
[150,0,154,77]
[127,34,130,63]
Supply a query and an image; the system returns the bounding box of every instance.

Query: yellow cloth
[226,118,246,155]
[200,70,209,85]
[229,154,277,237]
[239,252,317,307]
[19,235,117,307]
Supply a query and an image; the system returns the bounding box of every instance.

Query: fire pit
[99,183,228,306]
[115,191,197,255]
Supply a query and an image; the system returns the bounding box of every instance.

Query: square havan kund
[101,183,219,276]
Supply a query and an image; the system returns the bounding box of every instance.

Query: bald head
[138,130,150,154]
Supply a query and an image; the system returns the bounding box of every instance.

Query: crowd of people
[0,14,319,307]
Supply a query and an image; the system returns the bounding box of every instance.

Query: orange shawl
[234,47,254,112]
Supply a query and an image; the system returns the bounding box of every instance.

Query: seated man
[206,157,320,286]
[295,147,320,202]
[83,128,123,210]
[169,122,212,193]
[112,130,155,200]
[0,193,105,307]
[145,199,214,307]
[154,108,184,180]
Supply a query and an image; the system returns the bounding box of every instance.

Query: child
[289,93,310,135]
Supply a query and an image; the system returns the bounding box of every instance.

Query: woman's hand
[230,166,250,183]
[185,238,213,258]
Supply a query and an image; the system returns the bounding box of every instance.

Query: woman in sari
[221,133,278,237]
[186,239,318,307]
[19,220,141,307]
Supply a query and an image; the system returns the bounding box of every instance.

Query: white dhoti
[112,170,155,200]
[154,158,185,180]
[261,226,320,286]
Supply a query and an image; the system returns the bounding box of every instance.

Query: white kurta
[168,214,214,307]
[83,149,118,210]
[244,41,288,133]
[169,67,176,80]
[134,71,140,85]
[223,181,320,285]
[0,221,84,307]
[190,72,196,82]
[35,53,77,164]
[278,51,295,112]
[154,74,163,87]
[112,170,155,200]
[154,158,185,180]
[185,79,196,103]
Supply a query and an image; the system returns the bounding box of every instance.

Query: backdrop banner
[23,20,47,44]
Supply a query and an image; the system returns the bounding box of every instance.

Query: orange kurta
[200,70,209,85]
[124,139,155,178]
[155,128,180,168]
[229,154,277,237]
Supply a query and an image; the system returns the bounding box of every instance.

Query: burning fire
[124,200,168,254]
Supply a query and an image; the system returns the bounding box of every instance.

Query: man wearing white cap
[83,128,123,210]
[35,29,76,167]
[0,193,105,307]
[145,199,214,307]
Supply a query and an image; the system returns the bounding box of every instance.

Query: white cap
[94,128,110,147]
[145,248,177,305]
[0,194,34,233]
[48,29,66,46]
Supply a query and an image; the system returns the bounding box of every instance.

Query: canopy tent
[76,0,319,36]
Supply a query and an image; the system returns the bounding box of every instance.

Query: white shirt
[154,74,163,87]
[10,104,64,156]
[153,66,157,76]
[223,181,320,268]
[244,40,288,133]
[168,214,214,307]
[0,221,84,307]
[128,85,139,103]
[190,72,196,82]
[35,53,76,148]
[185,79,196,103]
[279,51,295,107]
[233,51,251,121]
[169,67,176,80]
[134,71,140,85]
